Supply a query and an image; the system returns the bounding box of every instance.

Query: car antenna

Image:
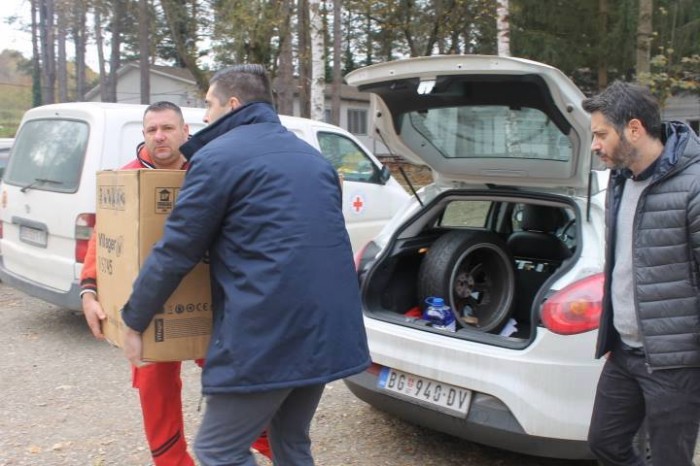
[374,126,425,208]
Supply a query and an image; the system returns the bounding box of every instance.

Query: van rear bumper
[0,258,82,311]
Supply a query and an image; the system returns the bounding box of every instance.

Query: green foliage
[638,54,700,104]
[4,0,698,103]
[638,0,700,102]
[0,50,32,137]
[342,0,496,67]
[654,0,700,61]
[210,0,288,67]
[511,0,636,86]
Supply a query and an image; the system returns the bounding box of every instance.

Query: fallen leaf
[27,445,41,454]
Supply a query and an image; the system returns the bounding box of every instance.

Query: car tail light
[75,213,95,263]
[541,273,604,335]
[366,362,382,375]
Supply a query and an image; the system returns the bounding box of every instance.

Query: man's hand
[123,326,146,367]
[81,292,106,339]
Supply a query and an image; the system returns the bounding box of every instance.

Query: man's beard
[608,133,639,171]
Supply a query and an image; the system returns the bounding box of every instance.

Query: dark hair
[582,81,661,138]
[209,64,273,106]
[144,101,184,123]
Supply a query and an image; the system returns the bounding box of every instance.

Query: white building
[662,94,700,135]
[84,64,203,108]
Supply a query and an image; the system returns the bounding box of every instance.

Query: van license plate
[377,367,471,417]
[19,225,47,247]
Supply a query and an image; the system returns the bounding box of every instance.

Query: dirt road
[0,283,694,466]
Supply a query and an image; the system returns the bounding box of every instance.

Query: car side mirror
[379,165,391,184]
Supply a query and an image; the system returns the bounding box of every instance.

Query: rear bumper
[0,258,82,311]
[344,369,594,460]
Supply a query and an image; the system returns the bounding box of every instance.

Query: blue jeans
[588,344,700,465]
[195,384,325,466]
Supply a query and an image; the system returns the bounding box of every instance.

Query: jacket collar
[135,142,156,169]
[180,101,279,160]
[134,142,189,170]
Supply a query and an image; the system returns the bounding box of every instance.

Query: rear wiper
[20,177,63,193]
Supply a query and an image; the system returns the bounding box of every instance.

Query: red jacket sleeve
[80,230,98,294]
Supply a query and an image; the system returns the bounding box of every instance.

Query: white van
[0,102,408,311]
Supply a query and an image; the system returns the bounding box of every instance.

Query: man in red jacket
[80,101,271,465]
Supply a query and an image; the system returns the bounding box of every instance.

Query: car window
[440,200,491,227]
[402,105,573,163]
[3,119,89,193]
[317,131,380,183]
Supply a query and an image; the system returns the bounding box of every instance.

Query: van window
[4,119,89,193]
[317,131,380,183]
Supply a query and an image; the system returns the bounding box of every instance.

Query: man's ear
[229,96,241,111]
[627,118,645,141]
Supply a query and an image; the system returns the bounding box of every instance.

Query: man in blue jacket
[583,81,700,465]
[120,64,370,466]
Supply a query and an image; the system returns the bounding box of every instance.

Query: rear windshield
[4,118,89,193]
[401,105,573,162]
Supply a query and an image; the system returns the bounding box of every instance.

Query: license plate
[378,367,471,417]
[19,225,47,247]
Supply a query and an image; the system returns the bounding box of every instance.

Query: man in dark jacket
[583,81,700,465]
[120,64,370,466]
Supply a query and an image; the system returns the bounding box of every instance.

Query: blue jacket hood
[654,120,695,177]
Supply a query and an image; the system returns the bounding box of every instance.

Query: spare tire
[418,230,515,333]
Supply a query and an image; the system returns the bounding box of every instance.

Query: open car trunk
[360,190,580,347]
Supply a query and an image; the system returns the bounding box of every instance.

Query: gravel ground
[0,283,696,466]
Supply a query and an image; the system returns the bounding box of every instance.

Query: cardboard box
[96,170,211,361]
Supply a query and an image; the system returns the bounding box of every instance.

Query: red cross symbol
[352,195,364,213]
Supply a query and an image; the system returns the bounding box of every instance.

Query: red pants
[132,361,272,465]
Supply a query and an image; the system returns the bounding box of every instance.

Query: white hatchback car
[344,55,610,460]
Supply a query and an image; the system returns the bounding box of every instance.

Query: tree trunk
[378,8,394,62]
[39,0,56,104]
[298,0,310,118]
[94,7,108,101]
[636,0,653,76]
[72,0,87,101]
[31,0,42,106]
[364,5,372,65]
[496,0,511,57]
[107,0,125,102]
[138,0,150,104]
[309,0,325,121]
[597,0,609,90]
[276,0,295,116]
[331,0,342,125]
[400,0,417,57]
[56,2,68,102]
